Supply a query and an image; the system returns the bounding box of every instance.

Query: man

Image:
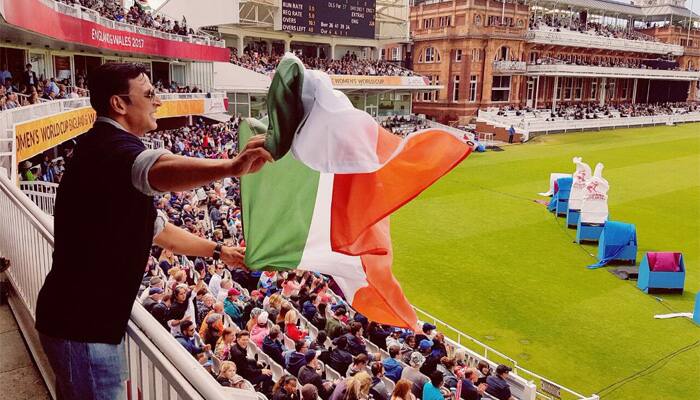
[401,352,429,399]
[298,350,334,399]
[34,63,273,400]
[414,322,435,344]
[327,335,353,375]
[22,63,38,92]
[341,321,368,356]
[460,367,488,400]
[208,261,224,297]
[325,306,347,339]
[418,339,438,376]
[286,339,309,377]
[142,287,163,312]
[382,345,404,383]
[385,327,402,350]
[485,364,515,400]
[508,125,516,144]
[175,319,210,357]
[369,362,390,400]
[422,371,444,400]
[262,325,285,366]
[273,374,300,400]
[230,330,274,396]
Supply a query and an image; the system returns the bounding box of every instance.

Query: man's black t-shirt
[35,121,157,344]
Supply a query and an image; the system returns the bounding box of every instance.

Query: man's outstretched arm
[146,134,272,193]
[153,222,246,268]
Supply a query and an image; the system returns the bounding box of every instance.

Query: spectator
[310,330,328,352]
[485,365,515,400]
[386,328,403,350]
[400,335,417,364]
[460,367,488,400]
[0,63,11,83]
[200,312,224,349]
[286,339,309,377]
[347,353,369,377]
[196,293,215,327]
[301,383,319,400]
[302,293,318,320]
[273,374,300,400]
[285,309,307,342]
[176,319,210,357]
[383,345,404,383]
[329,371,372,400]
[437,357,458,390]
[476,361,491,386]
[342,321,367,356]
[208,262,225,297]
[250,311,270,347]
[230,331,274,396]
[414,323,435,345]
[262,325,286,366]
[216,360,250,390]
[401,352,429,399]
[421,371,444,400]
[22,63,38,91]
[224,288,244,327]
[298,350,335,399]
[327,335,354,375]
[418,340,438,376]
[215,327,236,360]
[370,362,391,400]
[325,306,348,339]
[151,293,171,329]
[508,125,515,144]
[391,379,417,400]
[142,287,163,312]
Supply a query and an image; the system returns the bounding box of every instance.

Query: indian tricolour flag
[239,54,475,328]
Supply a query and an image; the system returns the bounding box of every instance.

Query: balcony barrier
[526,64,700,81]
[494,60,528,74]
[36,0,225,48]
[526,29,684,56]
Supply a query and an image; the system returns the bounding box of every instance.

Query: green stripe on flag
[263,56,305,160]
[239,119,321,270]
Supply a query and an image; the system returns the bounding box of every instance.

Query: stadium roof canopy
[532,0,700,19]
[212,62,271,93]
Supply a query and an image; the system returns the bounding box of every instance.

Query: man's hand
[231,135,273,177]
[262,368,272,376]
[221,246,247,269]
[477,383,487,394]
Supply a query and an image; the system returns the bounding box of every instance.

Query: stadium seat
[693,292,700,325]
[588,221,637,269]
[575,220,605,243]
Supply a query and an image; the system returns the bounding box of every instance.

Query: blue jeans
[39,333,128,400]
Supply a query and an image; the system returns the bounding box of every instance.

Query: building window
[607,79,616,100]
[423,18,434,29]
[590,79,598,99]
[422,76,433,101]
[620,79,628,99]
[471,48,482,62]
[433,76,440,101]
[557,78,564,100]
[529,52,539,63]
[574,78,583,100]
[391,47,401,61]
[381,49,386,60]
[495,46,509,61]
[439,16,451,27]
[474,14,482,26]
[491,76,511,102]
[469,75,478,102]
[452,75,460,102]
[564,78,573,100]
[425,47,439,63]
[455,49,462,62]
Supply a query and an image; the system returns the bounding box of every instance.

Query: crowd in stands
[231,48,416,76]
[533,55,682,71]
[492,102,699,122]
[529,14,658,42]
[124,118,518,400]
[57,0,196,36]
[381,115,432,137]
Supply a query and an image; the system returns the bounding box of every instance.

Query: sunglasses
[116,89,158,102]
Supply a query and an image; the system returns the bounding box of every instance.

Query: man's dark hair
[429,370,443,387]
[180,319,194,331]
[88,62,148,116]
[349,321,362,335]
[388,345,400,358]
[236,330,250,339]
[370,361,383,377]
[352,353,368,365]
[25,63,32,68]
[335,335,348,349]
[295,340,306,352]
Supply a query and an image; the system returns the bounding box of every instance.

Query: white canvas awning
[212,62,271,93]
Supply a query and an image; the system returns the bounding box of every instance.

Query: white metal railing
[494,60,528,74]
[0,172,255,400]
[412,306,599,400]
[477,110,700,134]
[526,64,700,81]
[38,0,225,48]
[19,180,59,216]
[526,29,684,56]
